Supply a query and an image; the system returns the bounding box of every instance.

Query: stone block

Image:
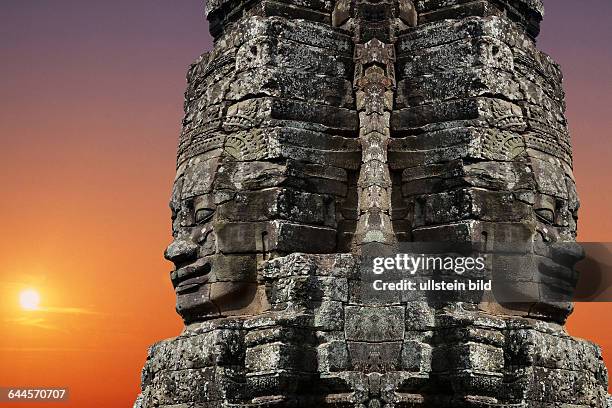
[245,342,317,373]
[217,188,336,227]
[318,340,351,372]
[402,340,433,372]
[216,220,337,254]
[432,343,504,373]
[345,306,405,342]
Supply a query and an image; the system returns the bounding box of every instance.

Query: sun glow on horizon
[19,289,41,311]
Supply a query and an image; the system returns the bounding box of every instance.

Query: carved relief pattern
[352,39,397,249]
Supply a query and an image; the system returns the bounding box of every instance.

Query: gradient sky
[0,1,611,406]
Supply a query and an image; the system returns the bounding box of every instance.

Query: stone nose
[164,239,199,265]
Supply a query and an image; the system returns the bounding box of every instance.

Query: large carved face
[391,99,584,321]
[520,149,583,319]
[481,140,583,321]
[165,153,220,322]
[164,152,263,323]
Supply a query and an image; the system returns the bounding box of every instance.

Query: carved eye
[195,208,214,223]
[535,208,555,224]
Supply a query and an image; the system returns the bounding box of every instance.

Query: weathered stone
[246,342,317,372]
[136,0,610,406]
[318,340,351,372]
[345,306,405,342]
[216,220,337,253]
[217,188,336,227]
[401,340,432,372]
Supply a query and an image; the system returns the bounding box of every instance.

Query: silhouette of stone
[135,0,612,406]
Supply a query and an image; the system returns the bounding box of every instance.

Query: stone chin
[168,251,267,323]
[174,280,266,324]
[528,239,584,322]
[170,256,216,321]
[175,283,217,322]
[485,228,584,323]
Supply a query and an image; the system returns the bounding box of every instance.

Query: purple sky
[0,1,611,406]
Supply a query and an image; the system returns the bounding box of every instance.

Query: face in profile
[487,148,583,321]
[164,153,263,323]
[164,154,220,322]
[527,151,583,319]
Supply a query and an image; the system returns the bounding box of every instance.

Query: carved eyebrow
[194,208,215,223]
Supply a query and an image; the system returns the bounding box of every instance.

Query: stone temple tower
[135,0,612,406]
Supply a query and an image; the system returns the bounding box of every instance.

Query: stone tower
[135,0,611,406]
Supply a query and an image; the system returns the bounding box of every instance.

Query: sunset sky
[1,1,611,406]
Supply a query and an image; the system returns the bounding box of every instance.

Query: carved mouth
[539,242,584,290]
[172,260,212,294]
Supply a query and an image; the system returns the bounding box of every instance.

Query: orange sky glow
[0,1,611,407]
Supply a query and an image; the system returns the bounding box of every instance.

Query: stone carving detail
[136,0,611,407]
[352,38,396,250]
[481,131,525,161]
[223,100,261,131]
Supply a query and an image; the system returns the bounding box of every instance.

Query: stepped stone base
[135,254,609,407]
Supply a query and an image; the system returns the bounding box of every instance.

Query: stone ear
[332,0,351,27]
[398,0,417,27]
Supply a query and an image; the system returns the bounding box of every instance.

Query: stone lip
[172,259,212,294]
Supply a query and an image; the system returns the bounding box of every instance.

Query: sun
[19,289,41,311]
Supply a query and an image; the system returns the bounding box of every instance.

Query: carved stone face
[524,150,583,319]
[164,153,264,323]
[482,146,582,321]
[164,154,221,322]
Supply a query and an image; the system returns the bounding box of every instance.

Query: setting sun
[19,289,41,311]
